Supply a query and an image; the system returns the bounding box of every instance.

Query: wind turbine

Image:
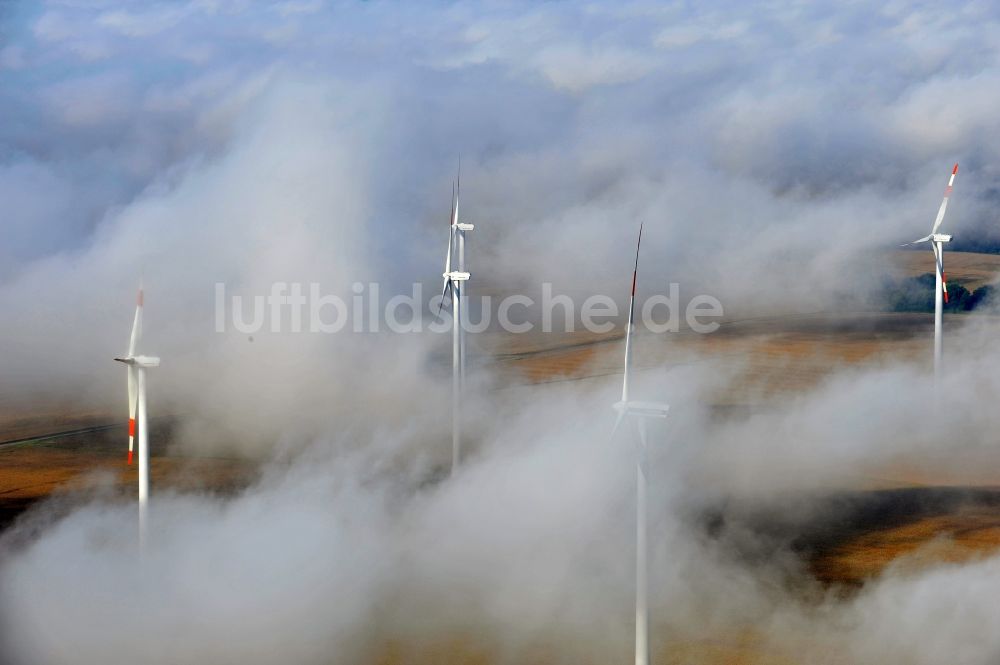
[114,286,160,544]
[611,224,669,665]
[905,163,958,384]
[438,167,474,474]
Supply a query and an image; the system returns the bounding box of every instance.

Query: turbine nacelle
[613,400,670,419]
[114,355,161,368]
[906,233,952,246]
[443,271,470,282]
[456,222,475,232]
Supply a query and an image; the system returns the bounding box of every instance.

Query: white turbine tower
[114,286,160,544]
[905,163,959,384]
[438,169,473,474]
[611,224,669,665]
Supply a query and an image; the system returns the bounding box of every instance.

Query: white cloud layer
[3,2,1000,663]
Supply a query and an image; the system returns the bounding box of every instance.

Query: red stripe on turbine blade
[944,186,953,196]
[128,418,136,437]
[953,163,959,174]
[137,289,144,306]
[128,449,133,465]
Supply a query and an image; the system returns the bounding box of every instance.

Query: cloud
[3,2,1000,663]
[97,7,190,38]
[532,43,656,92]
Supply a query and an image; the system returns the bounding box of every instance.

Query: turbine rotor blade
[930,163,958,235]
[124,285,142,465]
[631,223,643,299]
[611,410,626,440]
[437,278,453,315]
[903,234,933,246]
[438,201,456,316]
[637,417,649,451]
[127,287,143,357]
[445,227,453,273]
[450,181,455,226]
[622,223,643,403]
[933,242,949,303]
[454,158,461,226]
[445,191,455,273]
[127,365,137,464]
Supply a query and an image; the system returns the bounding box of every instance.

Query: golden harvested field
[483,312,938,402]
[816,503,1000,585]
[890,249,1000,290]
[0,423,256,529]
[0,408,112,442]
[480,249,1000,394]
[372,635,798,665]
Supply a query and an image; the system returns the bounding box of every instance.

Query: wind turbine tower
[905,163,958,386]
[114,286,160,545]
[611,224,670,665]
[439,170,473,474]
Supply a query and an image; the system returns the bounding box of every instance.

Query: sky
[3,1,1000,663]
